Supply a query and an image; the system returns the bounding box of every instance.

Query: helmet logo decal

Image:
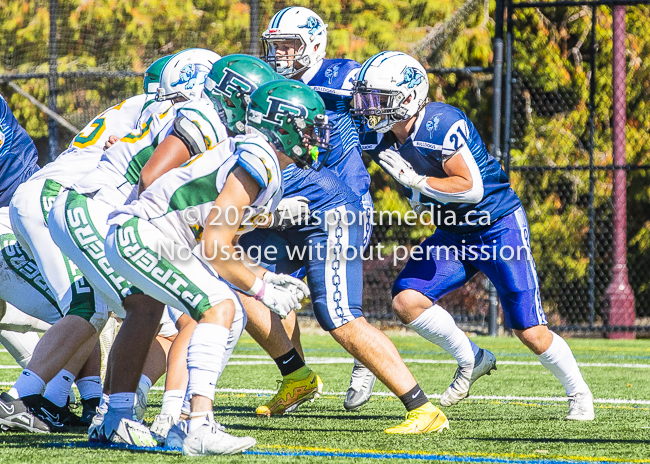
[396,66,424,89]
[212,67,255,96]
[325,64,340,84]
[298,16,322,36]
[262,96,308,125]
[426,114,442,137]
[172,63,211,90]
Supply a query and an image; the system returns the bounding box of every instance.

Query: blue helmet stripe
[271,7,293,28]
[358,51,390,81]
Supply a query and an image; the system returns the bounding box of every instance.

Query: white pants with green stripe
[9,179,109,330]
[104,214,245,323]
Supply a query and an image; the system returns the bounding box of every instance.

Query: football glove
[263,271,310,301]
[269,196,310,230]
[378,149,429,194]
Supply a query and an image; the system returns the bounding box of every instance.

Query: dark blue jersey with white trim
[0,94,39,206]
[361,102,521,234]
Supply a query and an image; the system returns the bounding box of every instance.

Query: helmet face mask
[352,52,430,133]
[261,7,328,78]
[246,80,331,169]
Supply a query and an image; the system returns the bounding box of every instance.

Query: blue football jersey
[362,102,521,234]
[0,94,39,206]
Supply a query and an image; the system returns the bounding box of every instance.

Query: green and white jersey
[72,98,227,206]
[109,133,284,248]
[29,94,170,188]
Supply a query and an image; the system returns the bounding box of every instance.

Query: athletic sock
[138,374,152,403]
[107,392,136,421]
[76,376,102,400]
[537,332,590,396]
[274,348,306,376]
[43,369,75,407]
[186,323,229,403]
[398,384,429,411]
[407,305,477,367]
[98,393,110,415]
[160,389,185,422]
[188,411,213,433]
[8,369,46,399]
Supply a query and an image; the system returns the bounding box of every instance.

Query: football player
[0,55,174,432]
[352,51,594,420]
[101,79,317,455]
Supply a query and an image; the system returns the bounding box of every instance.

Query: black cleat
[80,398,100,426]
[0,392,51,433]
[21,395,70,432]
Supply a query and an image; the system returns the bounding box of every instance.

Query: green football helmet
[204,55,281,134]
[246,80,331,169]
[143,55,173,95]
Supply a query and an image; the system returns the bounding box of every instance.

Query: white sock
[188,411,213,433]
[0,331,39,368]
[43,369,75,407]
[187,323,229,403]
[76,376,102,400]
[161,389,185,422]
[8,369,46,399]
[407,305,477,367]
[537,332,590,396]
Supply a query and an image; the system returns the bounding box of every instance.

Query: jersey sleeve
[234,142,279,189]
[438,113,471,157]
[175,101,227,151]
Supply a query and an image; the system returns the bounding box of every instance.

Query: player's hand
[263,271,310,302]
[269,196,310,230]
[378,149,428,192]
[259,283,301,319]
[104,135,120,150]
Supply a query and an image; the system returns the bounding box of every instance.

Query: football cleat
[0,392,51,433]
[21,395,70,432]
[182,421,256,456]
[100,416,157,447]
[165,419,189,451]
[344,359,376,411]
[384,402,450,434]
[256,368,322,416]
[80,397,101,426]
[151,413,175,446]
[87,406,106,443]
[440,348,497,407]
[566,391,595,421]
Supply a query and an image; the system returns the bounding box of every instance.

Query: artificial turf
[0,333,648,463]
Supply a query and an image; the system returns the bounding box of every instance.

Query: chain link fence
[2,0,647,336]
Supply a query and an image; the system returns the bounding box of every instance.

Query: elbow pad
[416,144,484,204]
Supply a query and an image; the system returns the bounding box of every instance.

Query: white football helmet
[351,51,429,133]
[261,7,328,77]
[156,48,222,102]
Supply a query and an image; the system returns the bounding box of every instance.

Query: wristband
[247,278,266,301]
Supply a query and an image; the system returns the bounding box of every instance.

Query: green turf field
[0,332,648,463]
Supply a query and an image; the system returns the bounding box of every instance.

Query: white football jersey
[73,98,227,206]
[109,133,283,248]
[28,95,170,188]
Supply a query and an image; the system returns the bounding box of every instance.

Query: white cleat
[87,405,106,443]
[97,413,157,447]
[165,419,188,451]
[182,421,256,456]
[150,413,175,446]
[441,348,497,407]
[566,391,595,421]
[344,359,376,411]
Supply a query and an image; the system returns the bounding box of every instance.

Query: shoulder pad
[235,142,277,189]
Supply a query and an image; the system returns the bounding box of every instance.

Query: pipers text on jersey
[109,133,283,248]
[361,102,521,234]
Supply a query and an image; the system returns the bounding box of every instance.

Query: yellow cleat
[256,367,322,417]
[384,402,450,434]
